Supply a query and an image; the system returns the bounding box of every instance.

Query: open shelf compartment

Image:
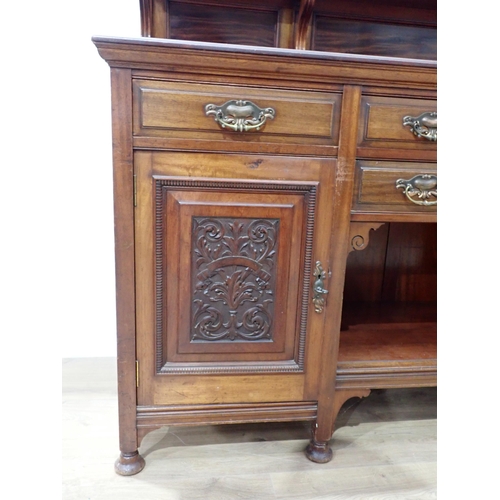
[337,222,437,389]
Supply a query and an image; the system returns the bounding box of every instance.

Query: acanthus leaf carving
[192,217,278,342]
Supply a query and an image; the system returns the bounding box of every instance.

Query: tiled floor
[62,357,437,499]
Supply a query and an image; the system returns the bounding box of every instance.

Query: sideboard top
[93,36,436,90]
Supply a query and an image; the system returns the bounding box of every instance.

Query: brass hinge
[133,174,137,207]
[135,360,139,388]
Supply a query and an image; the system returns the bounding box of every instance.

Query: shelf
[337,302,437,389]
[339,322,436,363]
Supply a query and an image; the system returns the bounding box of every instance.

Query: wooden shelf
[339,322,436,363]
[337,302,437,389]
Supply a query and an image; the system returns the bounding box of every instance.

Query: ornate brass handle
[403,112,437,141]
[312,261,328,313]
[205,100,275,132]
[396,174,437,206]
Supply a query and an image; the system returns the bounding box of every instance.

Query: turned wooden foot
[114,451,145,476]
[305,389,371,464]
[305,440,333,463]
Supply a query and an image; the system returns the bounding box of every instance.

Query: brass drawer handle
[403,112,437,141]
[396,174,437,206]
[312,261,328,314]
[205,100,275,132]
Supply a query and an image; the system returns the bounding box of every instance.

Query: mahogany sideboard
[93,0,436,475]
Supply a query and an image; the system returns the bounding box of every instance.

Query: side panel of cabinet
[135,151,335,407]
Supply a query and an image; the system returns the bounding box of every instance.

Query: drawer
[358,95,437,155]
[352,161,437,215]
[133,80,341,147]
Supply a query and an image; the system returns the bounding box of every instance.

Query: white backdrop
[2,1,140,358]
[57,1,140,357]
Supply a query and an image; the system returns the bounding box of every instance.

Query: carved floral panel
[191,217,279,342]
[153,176,318,374]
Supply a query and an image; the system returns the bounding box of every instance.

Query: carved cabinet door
[135,151,336,408]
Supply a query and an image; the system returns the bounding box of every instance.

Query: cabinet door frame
[134,151,336,407]
[156,182,311,371]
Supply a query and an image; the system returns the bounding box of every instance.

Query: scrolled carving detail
[348,223,385,253]
[192,217,278,342]
[351,235,366,251]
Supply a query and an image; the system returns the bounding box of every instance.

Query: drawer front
[353,161,437,214]
[133,80,341,147]
[358,95,437,154]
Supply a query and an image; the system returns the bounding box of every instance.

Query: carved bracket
[332,389,371,433]
[348,222,385,253]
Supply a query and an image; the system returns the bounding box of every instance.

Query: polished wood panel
[382,222,437,303]
[134,150,337,410]
[342,301,437,326]
[140,0,153,36]
[168,1,278,46]
[314,0,437,26]
[336,365,437,389]
[306,85,363,458]
[344,223,389,302]
[109,68,139,460]
[357,95,437,156]
[93,37,437,90]
[133,79,342,146]
[155,181,315,371]
[152,372,306,405]
[141,0,438,55]
[313,17,436,59]
[339,322,436,362]
[352,160,436,216]
[277,7,295,49]
[137,401,317,426]
[142,1,302,44]
[337,318,437,390]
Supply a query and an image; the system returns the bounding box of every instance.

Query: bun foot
[305,440,333,463]
[114,451,145,476]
